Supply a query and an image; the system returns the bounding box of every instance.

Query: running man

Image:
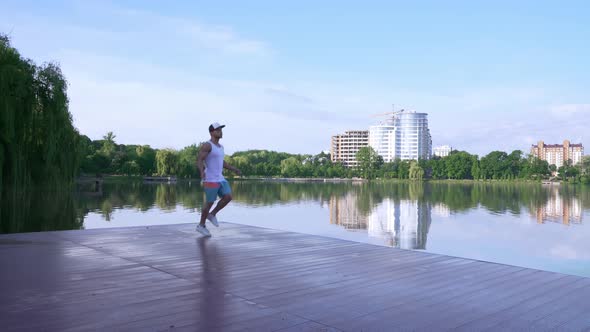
[196,122,241,236]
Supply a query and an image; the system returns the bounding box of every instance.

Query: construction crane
[369,111,404,117]
[369,105,406,118]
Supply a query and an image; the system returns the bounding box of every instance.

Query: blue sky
[2,0,589,155]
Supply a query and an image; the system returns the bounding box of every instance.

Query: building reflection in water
[329,193,432,249]
[368,199,432,249]
[432,203,450,218]
[329,185,584,249]
[329,193,367,231]
[531,187,582,225]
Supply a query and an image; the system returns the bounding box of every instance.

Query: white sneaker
[196,224,211,237]
[207,214,219,227]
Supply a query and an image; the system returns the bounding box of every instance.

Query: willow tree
[1,34,34,189]
[155,149,178,176]
[1,34,80,189]
[1,34,83,233]
[409,161,425,180]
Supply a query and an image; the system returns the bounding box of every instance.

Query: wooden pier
[1,223,589,331]
[144,176,178,183]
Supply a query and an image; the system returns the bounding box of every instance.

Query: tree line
[78,133,351,179]
[355,146,590,183]
[77,135,590,185]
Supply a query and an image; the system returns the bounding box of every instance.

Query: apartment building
[530,140,584,167]
[369,110,432,162]
[330,130,369,168]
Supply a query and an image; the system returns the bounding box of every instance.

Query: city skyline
[2,1,589,156]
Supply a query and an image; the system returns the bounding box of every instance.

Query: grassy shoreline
[84,175,588,186]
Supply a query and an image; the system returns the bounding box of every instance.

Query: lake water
[2,180,590,278]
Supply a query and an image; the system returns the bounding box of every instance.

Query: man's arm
[223,160,242,176]
[197,142,212,180]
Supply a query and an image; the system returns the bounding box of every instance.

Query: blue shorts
[203,180,231,203]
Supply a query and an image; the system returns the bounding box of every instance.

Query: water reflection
[329,193,432,249]
[3,181,588,278]
[326,183,586,249]
[2,181,588,235]
[329,192,367,231]
[0,187,85,233]
[369,200,432,249]
[530,187,583,225]
[196,237,224,329]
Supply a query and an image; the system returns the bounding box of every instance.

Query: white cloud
[60,50,343,154]
[550,104,590,116]
[114,7,272,57]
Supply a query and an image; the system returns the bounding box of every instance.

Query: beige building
[330,130,368,168]
[530,140,584,167]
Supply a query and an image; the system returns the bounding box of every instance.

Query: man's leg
[210,194,232,216]
[209,181,232,217]
[209,181,233,217]
[200,183,220,226]
[199,202,215,226]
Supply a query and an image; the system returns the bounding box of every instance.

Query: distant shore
[81,175,585,185]
[237,177,366,183]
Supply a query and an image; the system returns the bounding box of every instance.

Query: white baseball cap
[208,122,226,132]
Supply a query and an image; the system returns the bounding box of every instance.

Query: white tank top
[204,140,225,182]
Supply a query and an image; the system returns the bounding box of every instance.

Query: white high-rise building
[368,119,397,162]
[369,110,432,162]
[434,145,453,158]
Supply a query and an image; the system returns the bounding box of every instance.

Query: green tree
[121,160,140,176]
[427,157,447,179]
[558,160,579,181]
[136,145,156,175]
[155,149,178,176]
[110,150,128,174]
[177,144,199,178]
[397,159,411,179]
[521,154,550,179]
[409,161,425,180]
[280,157,301,177]
[1,34,80,189]
[471,156,481,180]
[100,132,117,156]
[578,156,590,184]
[380,161,398,179]
[356,147,383,179]
[445,151,475,179]
[479,151,508,179]
[578,156,590,176]
[507,150,524,179]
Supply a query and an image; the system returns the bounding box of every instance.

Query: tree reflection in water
[2,180,588,237]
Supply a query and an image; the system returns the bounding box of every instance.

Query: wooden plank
[453,275,590,331]
[1,222,589,331]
